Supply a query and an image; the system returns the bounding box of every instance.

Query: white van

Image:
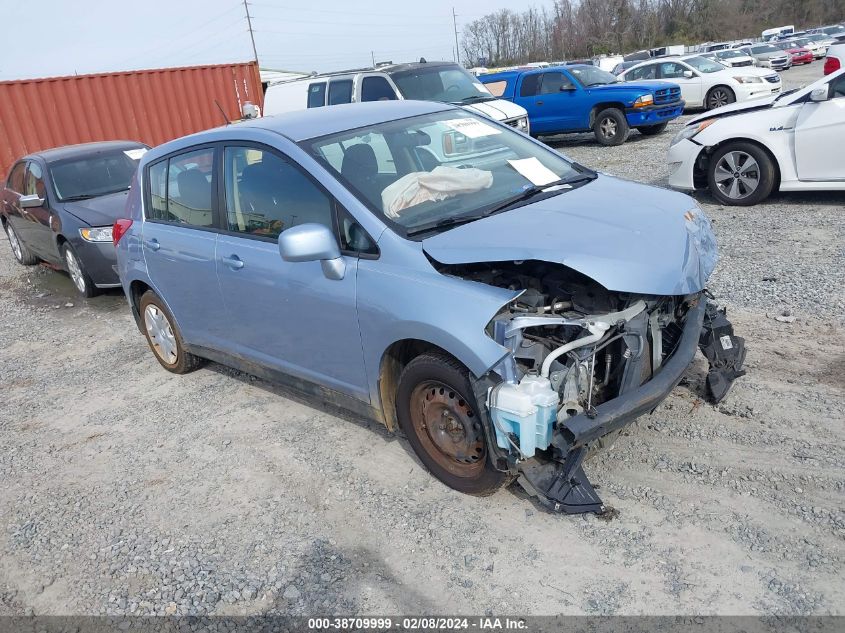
[263,61,530,133]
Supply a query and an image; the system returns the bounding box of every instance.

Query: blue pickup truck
[480,65,685,145]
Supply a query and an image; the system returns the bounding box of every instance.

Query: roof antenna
[214,100,231,125]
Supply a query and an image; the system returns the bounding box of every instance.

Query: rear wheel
[139,290,204,374]
[396,353,511,496]
[705,86,735,110]
[636,122,668,136]
[707,142,776,206]
[593,108,630,146]
[62,243,99,298]
[4,222,38,265]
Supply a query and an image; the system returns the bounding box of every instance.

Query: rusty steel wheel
[408,380,485,478]
[396,353,511,496]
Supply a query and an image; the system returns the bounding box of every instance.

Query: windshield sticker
[124,148,148,160]
[445,118,501,138]
[507,157,560,186]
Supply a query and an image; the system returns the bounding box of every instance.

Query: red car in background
[774,42,814,64]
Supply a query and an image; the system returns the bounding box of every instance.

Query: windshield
[389,65,493,104]
[305,110,585,236]
[751,44,780,54]
[49,147,146,201]
[684,56,726,73]
[568,66,618,86]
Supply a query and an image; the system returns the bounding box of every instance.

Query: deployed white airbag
[381,166,493,218]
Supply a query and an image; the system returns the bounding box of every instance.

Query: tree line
[460,0,845,66]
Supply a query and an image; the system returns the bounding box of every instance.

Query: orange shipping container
[0,61,264,179]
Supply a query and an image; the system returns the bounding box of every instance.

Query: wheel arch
[377,337,494,432]
[589,102,628,127]
[697,137,782,190]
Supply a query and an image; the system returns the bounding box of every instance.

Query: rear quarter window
[519,74,541,97]
[484,80,508,97]
[307,82,327,108]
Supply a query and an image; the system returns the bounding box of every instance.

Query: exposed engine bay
[438,260,747,514]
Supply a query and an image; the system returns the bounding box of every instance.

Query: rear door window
[146,148,215,228]
[328,79,353,105]
[7,162,26,193]
[361,76,397,102]
[307,82,326,108]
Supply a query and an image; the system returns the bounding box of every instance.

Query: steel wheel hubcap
[410,380,485,477]
[710,90,729,108]
[6,225,22,260]
[144,305,178,364]
[714,151,760,200]
[64,249,86,293]
[600,118,617,137]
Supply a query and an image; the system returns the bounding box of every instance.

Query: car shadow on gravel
[543,131,658,149]
[691,189,845,208]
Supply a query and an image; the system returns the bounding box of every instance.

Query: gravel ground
[0,61,843,618]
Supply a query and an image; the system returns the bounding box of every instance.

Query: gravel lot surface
[0,62,842,617]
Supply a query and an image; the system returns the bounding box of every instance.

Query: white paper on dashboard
[507,157,560,186]
[124,148,148,160]
[444,117,501,138]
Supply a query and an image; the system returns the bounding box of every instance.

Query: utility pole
[243,0,259,64]
[452,7,460,64]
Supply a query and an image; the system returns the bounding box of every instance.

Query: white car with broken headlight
[667,67,845,205]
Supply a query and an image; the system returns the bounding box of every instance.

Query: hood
[686,92,779,124]
[422,175,717,296]
[62,190,129,226]
[464,99,527,121]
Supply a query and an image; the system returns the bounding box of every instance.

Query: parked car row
[2,68,754,515]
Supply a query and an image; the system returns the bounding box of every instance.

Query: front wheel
[396,353,511,496]
[705,86,735,110]
[707,142,776,206]
[636,122,668,136]
[62,243,99,298]
[593,108,630,146]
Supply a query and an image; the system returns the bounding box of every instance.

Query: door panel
[21,162,59,262]
[795,91,845,181]
[216,236,367,398]
[216,144,369,400]
[142,147,224,347]
[532,71,581,132]
[659,62,703,106]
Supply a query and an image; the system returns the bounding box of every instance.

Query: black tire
[636,122,668,136]
[138,290,204,374]
[4,221,38,265]
[593,108,630,146]
[396,352,511,496]
[707,142,776,206]
[61,243,99,298]
[705,86,736,110]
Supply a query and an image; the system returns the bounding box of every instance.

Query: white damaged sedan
[667,67,845,205]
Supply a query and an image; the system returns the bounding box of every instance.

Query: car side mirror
[810,86,829,102]
[559,84,575,91]
[19,194,44,208]
[278,223,346,280]
[683,70,694,79]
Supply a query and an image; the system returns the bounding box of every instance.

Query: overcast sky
[0,0,526,81]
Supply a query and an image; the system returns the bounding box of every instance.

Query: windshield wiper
[61,194,95,202]
[458,95,494,104]
[407,174,595,237]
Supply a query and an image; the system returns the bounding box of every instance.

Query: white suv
[618,55,780,110]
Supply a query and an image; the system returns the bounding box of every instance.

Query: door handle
[145,238,160,252]
[222,254,244,270]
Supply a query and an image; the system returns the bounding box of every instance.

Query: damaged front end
[445,261,746,514]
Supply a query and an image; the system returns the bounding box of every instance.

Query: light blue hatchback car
[115,100,745,514]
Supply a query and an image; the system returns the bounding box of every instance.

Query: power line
[243,0,259,63]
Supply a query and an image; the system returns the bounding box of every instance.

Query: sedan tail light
[113,219,133,246]
[824,56,841,75]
